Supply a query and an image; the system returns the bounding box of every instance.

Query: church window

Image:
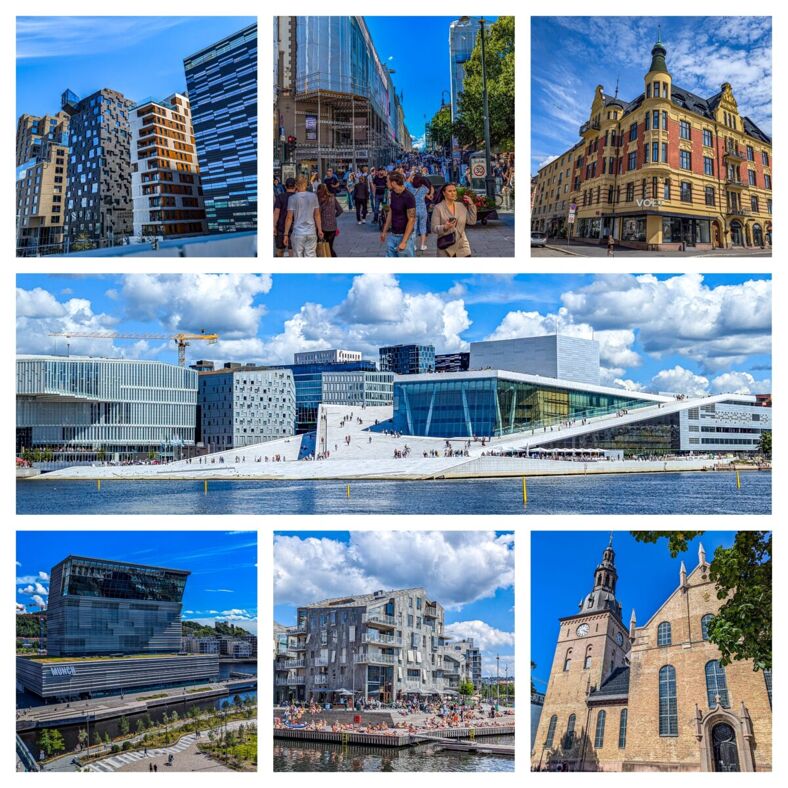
[657,621,672,646]
[618,708,628,748]
[594,710,606,748]
[764,669,772,708]
[545,715,558,747]
[659,665,678,736]
[701,614,714,640]
[564,714,576,748]
[584,645,593,669]
[705,660,730,708]
[563,648,573,671]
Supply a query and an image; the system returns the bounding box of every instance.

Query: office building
[449,17,481,122]
[184,24,258,234]
[435,352,470,373]
[274,17,411,175]
[470,335,601,386]
[15,112,70,254]
[294,349,363,365]
[379,344,436,375]
[532,538,771,771]
[16,356,197,463]
[61,88,134,245]
[320,371,394,407]
[531,36,772,249]
[198,365,296,452]
[130,93,207,239]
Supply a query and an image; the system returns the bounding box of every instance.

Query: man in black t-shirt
[380,172,415,256]
[323,168,341,197]
[273,178,296,257]
[371,168,389,223]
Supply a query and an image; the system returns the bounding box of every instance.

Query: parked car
[531,231,548,247]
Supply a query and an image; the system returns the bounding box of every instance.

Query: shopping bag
[316,240,331,257]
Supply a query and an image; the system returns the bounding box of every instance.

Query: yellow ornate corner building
[532,538,772,772]
[531,34,772,251]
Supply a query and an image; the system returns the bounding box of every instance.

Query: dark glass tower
[183,23,258,234]
[46,556,189,656]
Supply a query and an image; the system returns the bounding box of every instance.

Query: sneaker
[420,245,427,251]
[358,221,362,225]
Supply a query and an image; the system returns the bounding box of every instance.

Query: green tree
[104,731,111,745]
[758,430,771,458]
[93,730,102,747]
[632,531,771,669]
[77,728,88,749]
[119,716,130,736]
[453,16,515,150]
[426,105,453,153]
[136,719,145,735]
[458,679,475,697]
[37,729,51,758]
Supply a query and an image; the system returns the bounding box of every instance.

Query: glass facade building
[184,24,257,234]
[16,356,197,461]
[47,556,190,656]
[379,344,436,375]
[449,17,481,122]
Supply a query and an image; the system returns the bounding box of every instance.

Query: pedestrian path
[85,733,197,772]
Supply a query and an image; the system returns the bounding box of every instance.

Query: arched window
[705,660,730,708]
[563,648,573,671]
[564,713,576,748]
[657,621,672,646]
[701,614,714,640]
[618,708,628,748]
[659,665,678,736]
[584,645,593,670]
[545,714,558,747]
[594,709,606,748]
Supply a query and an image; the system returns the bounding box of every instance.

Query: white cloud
[205,588,234,593]
[275,532,513,611]
[16,603,25,613]
[710,371,771,395]
[482,653,515,679]
[650,365,710,397]
[444,620,514,652]
[31,595,47,609]
[38,571,49,581]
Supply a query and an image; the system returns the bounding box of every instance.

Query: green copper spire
[648,32,669,76]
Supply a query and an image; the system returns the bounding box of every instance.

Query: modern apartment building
[60,88,134,245]
[16,356,198,463]
[198,365,296,452]
[531,36,772,250]
[184,24,258,234]
[130,93,207,239]
[294,349,363,365]
[15,112,70,254]
[278,587,479,704]
[379,344,436,375]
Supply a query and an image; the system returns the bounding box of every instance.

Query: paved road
[275,205,515,258]
[532,242,772,257]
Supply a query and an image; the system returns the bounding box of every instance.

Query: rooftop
[56,554,190,575]
[588,666,630,701]
[301,586,429,610]
[19,653,213,663]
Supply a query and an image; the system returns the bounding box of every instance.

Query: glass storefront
[662,217,711,245]
[621,217,646,242]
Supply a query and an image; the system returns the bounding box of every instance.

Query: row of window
[544,708,628,750]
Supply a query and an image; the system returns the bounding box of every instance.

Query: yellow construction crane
[48,330,219,367]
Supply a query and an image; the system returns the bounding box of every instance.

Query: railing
[727,208,749,216]
[362,633,402,646]
[276,676,305,686]
[285,658,304,668]
[355,651,398,665]
[725,178,744,186]
[363,613,397,627]
[424,605,438,618]
[312,675,328,685]
[579,120,600,135]
[724,146,746,160]
[313,657,329,667]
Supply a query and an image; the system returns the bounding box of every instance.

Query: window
[584,645,593,669]
[564,714,576,748]
[644,145,649,163]
[594,710,606,748]
[619,708,628,748]
[628,152,637,171]
[662,82,668,98]
[765,174,771,189]
[705,187,715,206]
[563,648,572,671]
[652,142,659,163]
[701,614,714,640]
[662,110,668,130]
[653,81,660,97]
[659,665,678,736]
[748,170,757,186]
[653,110,659,130]
[703,128,713,147]
[767,199,772,214]
[679,150,691,170]
[646,84,652,99]
[704,157,714,176]
[661,142,668,162]
[764,669,772,707]
[747,145,754,161]
[657,622,672,645]
[762,151,769,166]
[680,120,691,140]
[629,122,638,142]
[626,182,635,201]
[751,196,759,213]
[680,182,692,203]
[664,179,671,200]
[705,660,730,707]
[645,112,650,131]
[545,715,558,747]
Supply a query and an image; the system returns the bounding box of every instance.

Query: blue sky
[531,531,738,693]
[364,17,497,146]
[16,273,771,398]
[16,16,256,116]
[531,16,772,175]
[274,530,514,677]
[16,530,258,634]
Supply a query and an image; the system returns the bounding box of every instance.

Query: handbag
[437,232,456,250]
[316,240,331,257]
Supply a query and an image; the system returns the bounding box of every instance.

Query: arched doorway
[753,224,763,247]
[712,723,740,772]
[730,221,744,246]
[765,222,772,246]
[713,220,722,248]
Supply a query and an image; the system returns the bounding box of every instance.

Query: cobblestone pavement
[532,242,772,258]
[275,205,515,258]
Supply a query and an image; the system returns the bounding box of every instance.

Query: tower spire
[698,542,707,566]
[657,24,662,44]
[680,560,687,587]
[614,76,620,99]
[629,608,637,638]
[578,536,623,620]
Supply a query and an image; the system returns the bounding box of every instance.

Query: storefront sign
[50,665,76,676]
[636,198,665,208]
[305,114,318,142]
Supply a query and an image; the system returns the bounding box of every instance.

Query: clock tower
[533,535,632,770]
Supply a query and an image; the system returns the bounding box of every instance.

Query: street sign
[567,213,576,224]
[471,160,487,178]
[281,164,296,182]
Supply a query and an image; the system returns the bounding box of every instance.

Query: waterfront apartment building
[379,344,436,375]
[532,539,771,771]
[274,16,411,176]
[449,17,481,122]
[198,365,296,452]
[470,335,601,386]
[16,356,197,463]
[130,93,207,239]
[435,352,470,373]
[181,636,221,654]
[60,88,134,246]
[184,24,257,234]
[294,349,363,365]
[15,112,70,254]
[530,36,772,250]
[278,588,479,704]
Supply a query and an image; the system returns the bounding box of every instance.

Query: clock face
[616,632,624,646]
[576,624,590,636]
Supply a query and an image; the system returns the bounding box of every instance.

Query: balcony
[424,604,438,618]
[724,147,746,162]
[726,207,749,217]
[354,651,398,665]
[579,120,600,137]
[312,657,329,667]
[363,613,397,630]
[275,676,305,686]
[312,675,328,685]
[362,633,402,647]
[285,658,304,668]
[726,178,745,189]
